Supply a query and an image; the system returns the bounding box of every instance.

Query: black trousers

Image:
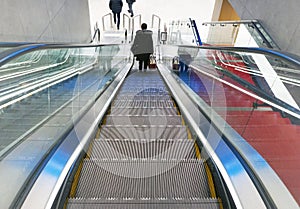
[136,53,151,70]
[113,12,121,29]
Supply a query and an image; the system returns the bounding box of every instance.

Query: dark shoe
[128,10,130,13]
[131,14,134,17]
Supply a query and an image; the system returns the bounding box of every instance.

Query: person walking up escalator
[131,23,154,71]
[109,0,123,30]
[126,0,135,17]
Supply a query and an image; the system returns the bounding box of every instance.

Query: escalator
[1,41,300,209]
[66,70,222,208]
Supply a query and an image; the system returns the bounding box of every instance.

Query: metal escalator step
[98,125,188,140]
[119,82,167,88]
[67,198,221,209]
[75,159,211,199]
[118,85,168,92]
[90,139,196,159]
[117,91,170,97]
[109,107,178,115]
[118,86,169,92]
[111,100,174,108]
[105,115,182,126]
[114,95,172,101]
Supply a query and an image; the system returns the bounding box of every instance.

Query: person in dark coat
[131,23,154,70]
[126,0,135,17]
[109,0,123,30]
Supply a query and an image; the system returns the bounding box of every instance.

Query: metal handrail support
[151,14,161,29]
[190,18,202,46]
[90,22,100,43]
[131,14,141,33]
[251,21,280,49]
[102,13,113,31]
[202,20,279,49]
[123,13,131,31]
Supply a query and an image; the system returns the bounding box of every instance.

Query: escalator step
[111,100,174,108]
[114,95,171,101]
[117,90,169,96]
[75,159,211,199]
[98,125,188,140]
[105,115,182,126]
[110,107,178,115]
[119,83,167,89]
[90,139,196,159]
[67,198,221,209]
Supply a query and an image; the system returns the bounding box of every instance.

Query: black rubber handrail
[1,42,299,68]
[1,43,300,119]
[0,43,121,68]
[179,45,300,68]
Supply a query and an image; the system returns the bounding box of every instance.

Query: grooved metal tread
[109,107,178,115]
[67,198,221,209]
[104,115,182,126]
[116,85,169,90]
[111,100,174,108]
[116,91,169,96]
[67,71,219,208]
[90,139,196,159]
[115,95,172,100]
[97,125,188,140]
[75,159,211,199]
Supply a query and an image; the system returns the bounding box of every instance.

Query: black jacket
[109,0,123,13]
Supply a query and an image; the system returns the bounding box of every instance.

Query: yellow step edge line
[172,99,193,141]
[178,109,193,141]
[69,159,84,198]
[172,99,191,139]
[218,197,224,209]
[95,127,102,138]
[181,116,186,125]
[204,163,217,198]
[101,115,107,125]
[68,114,105,202]
[171,93,222,205]
[177,108,181,116]
[194,143,220,202]
[63,200,67,209]
[194,142,201,159]
[187,128,192,140]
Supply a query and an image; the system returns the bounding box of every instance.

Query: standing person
[109,0,123,30]
[126,0,135,17]
[130,23,154,71]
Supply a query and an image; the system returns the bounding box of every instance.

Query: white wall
[228,0,300,56]
[0,0,91,43]
[88,0,216,32]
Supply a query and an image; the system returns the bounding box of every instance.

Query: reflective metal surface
[159,44,300,207]
[0,44,131,208]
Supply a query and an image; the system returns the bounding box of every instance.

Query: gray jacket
[131,29,154,55]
